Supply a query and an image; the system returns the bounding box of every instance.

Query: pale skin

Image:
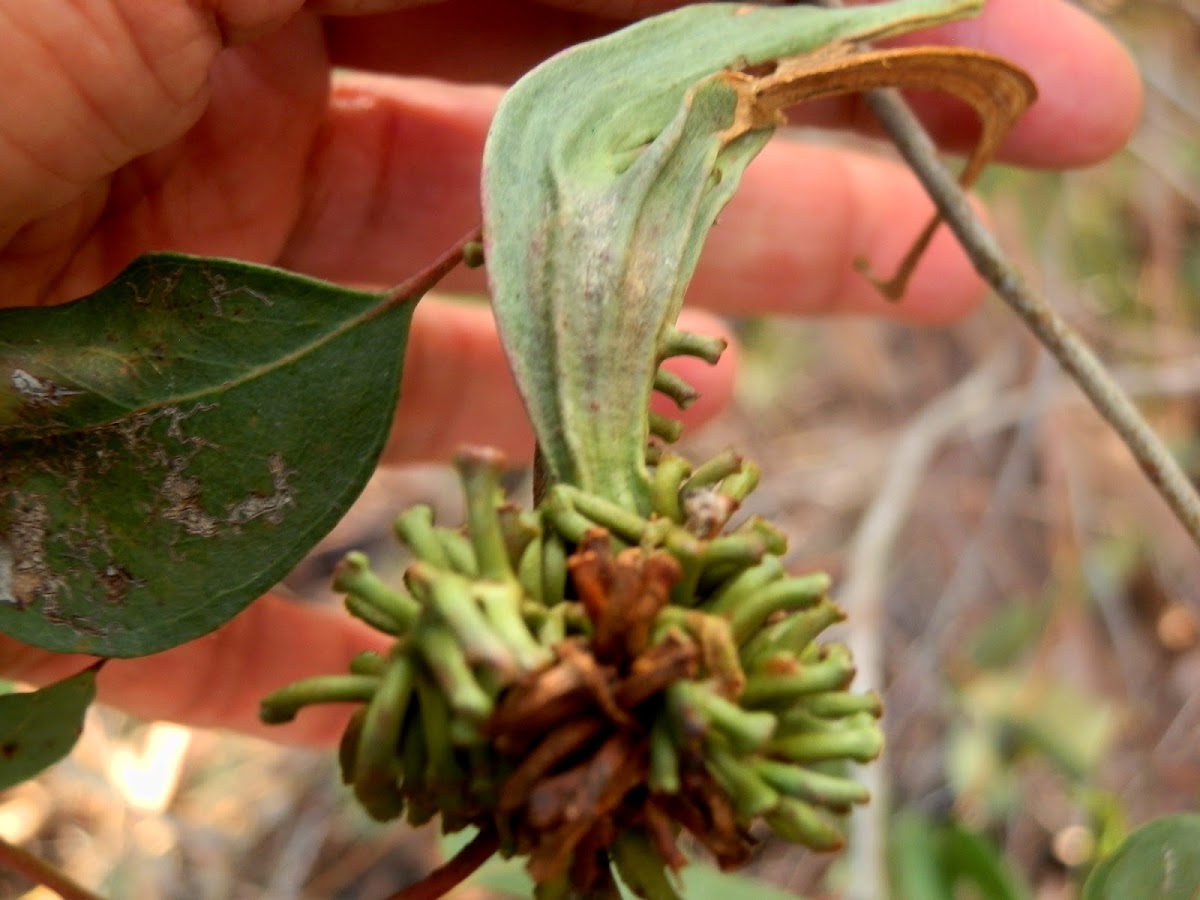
[0,0,1142,744]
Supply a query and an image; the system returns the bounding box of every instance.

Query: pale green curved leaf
[482,0,980,509]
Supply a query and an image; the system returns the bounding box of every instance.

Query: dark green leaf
[0,253,433,657]
[0,663,98,790]
[1083,815,1200,900]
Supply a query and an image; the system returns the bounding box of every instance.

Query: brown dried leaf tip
[488,532,708,888]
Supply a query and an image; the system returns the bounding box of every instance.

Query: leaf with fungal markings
[482,0,1033,511]
[0,241,467,657]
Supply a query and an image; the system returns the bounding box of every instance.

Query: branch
[0,837,105,900]
[813,1,1200,897]
[816,0,1200,550]
[383,826,500,900]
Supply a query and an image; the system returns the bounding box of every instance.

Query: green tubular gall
[740,650,857,707]
[415,675,453,787]
[669,681,776,754]
[732,516,789,555]
[258,674,379,724]
[415,624,493,721]
[611,831,684,900]
[338,706,366,785]
[517,532,546,604]
[665,533,704,606]
[456,449,516,582]
[541,531,569,605]
[353,650,413,821]
[768,726,886,765]
[348,650,386,676]
[541,488,599,544]
[474,580,551,671]
[765,797,846,851]
[343,593,405,637]
[754,758,871,808]
[649,717,682,794]
[740,600,846,666]
[652,368,699,409]
[804,690,884,719]
[333,552,420,632]
[393,505,450,568]
[660,328,726,364]
[704,556,786,615]
[554,484,651,544]
[719,463,761,503]
[406,563,516,674]
[497,506,541,565]
[650,454,691,522]
[681,449,741,492]
[436,528,479,578]
[775,706,859,736]
[704,738,780,822]
[698,533,768,577]
[726,573,833,643]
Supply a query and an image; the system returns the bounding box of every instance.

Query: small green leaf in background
[959,672,1118,781]
[1083,814,1200,900]
[0,663,98,790]
[964,598,1049,670]
[891,812,1032,900]
[0,252,442,657]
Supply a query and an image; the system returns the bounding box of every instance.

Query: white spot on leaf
[10,369,82,406]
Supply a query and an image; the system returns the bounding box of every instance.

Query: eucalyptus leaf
[1083,814,1200,900]
[0,251,453,657]
[0,663,98,790]
[483,0,984,509]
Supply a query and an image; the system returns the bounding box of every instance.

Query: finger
[1,12,330,309]
[0,593,389,746]
[0,1,218,241]
[279,74,985,323]
[386,299,737,464]
[323,0,1139,167]
[689,136,990,325]
[879,0,1143,168]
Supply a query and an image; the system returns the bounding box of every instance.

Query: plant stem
[381,224,482,311]
[0,837,104,900]
[384,826,500,900]
[813,0,1200,547]
[814,8,1200,900]
[865,87,1200,546]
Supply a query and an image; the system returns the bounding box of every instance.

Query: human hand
[0,0,1141,744]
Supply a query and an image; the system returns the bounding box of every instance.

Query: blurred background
[3,0,1199,897]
